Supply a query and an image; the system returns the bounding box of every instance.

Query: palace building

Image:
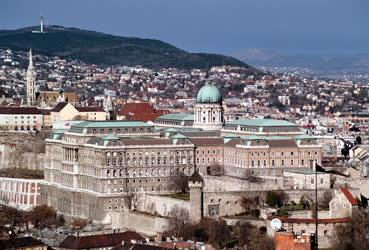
[41,83,322,224]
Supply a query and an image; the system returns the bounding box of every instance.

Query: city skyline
[2,0,369,56]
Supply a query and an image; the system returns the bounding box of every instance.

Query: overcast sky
[2,0,369,55]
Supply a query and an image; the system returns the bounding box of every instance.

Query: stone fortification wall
[135,193,190,217]
[113,211,169,236]
[203,175,284,192]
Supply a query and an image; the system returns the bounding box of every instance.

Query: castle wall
[135,193,190,217]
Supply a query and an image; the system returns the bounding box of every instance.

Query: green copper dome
[196,83,222,104]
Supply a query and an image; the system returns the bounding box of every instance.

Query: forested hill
[0,26,256,70]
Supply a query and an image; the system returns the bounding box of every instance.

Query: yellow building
[50,102,107,124]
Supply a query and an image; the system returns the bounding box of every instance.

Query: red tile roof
[340,187,359,206]
[268,215,352,224]
[0,237,45,248]
[119,103,169,122]
[0,106,42,115]
[159,241,196,249]
[59,231,145,249]
[76,106,105,112]
[51,102,69,112]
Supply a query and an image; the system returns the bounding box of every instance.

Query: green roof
[72,120,151,128]
[241,135,290,140]
[102,134,120,140]
[227,119,296,127]
[164,128,179,132]
[294,134,315,139]
[171,133,188,139]
[157,113,194,121]
[197,83,222,104]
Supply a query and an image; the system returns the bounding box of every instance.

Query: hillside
[0,26,255,70]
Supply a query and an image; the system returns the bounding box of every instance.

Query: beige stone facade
[41,121,194,221]
[223,136,322,177]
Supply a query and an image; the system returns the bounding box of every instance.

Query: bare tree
[320,190,333,209]
[165,205,191,237]
[330,210,369,250]
[71,218,89,230]
[207,163,224,176]
[169,172,189,193]
[240,196,259,215]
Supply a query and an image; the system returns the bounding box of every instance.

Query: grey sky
[2,0,369,55]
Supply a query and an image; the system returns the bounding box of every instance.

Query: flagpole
[315,160,318,250]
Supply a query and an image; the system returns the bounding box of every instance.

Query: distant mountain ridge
[0,25,255,70]
[235,48,369,74]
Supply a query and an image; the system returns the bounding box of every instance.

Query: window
[311,178,315,184]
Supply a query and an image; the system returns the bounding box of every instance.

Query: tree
[266,191,288,208]
[234,222,255,247]
[240,196,259,215]
[320,190,333,209]
[169,172,189,193]
[200,218,231,248]
[0,205,27,234]
[330,210,369,250]
[207,163,224,176]
[71,218,89,230]
[30,205,58,229]
[165,205,191,238]
[299,195,310,209]
[248,227,275,250]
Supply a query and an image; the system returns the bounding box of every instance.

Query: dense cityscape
[1,3,369,250]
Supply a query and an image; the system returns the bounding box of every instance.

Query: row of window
[106,157,192,166]
[91,127,152,134]
[106,150,192,157]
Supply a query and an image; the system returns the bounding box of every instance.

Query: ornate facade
[193,83,224,130]
[26,49,36,106]
[41,121,195,221]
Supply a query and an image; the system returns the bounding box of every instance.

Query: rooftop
[59,231,145,249]
[227,119,297,127]
[340,187,359,206]
[72,120,152,128]
[156,113,194,121]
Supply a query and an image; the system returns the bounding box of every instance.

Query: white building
[0,107,43,131]
[0,177,42,210]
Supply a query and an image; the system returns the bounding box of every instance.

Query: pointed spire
[28,49,33,68]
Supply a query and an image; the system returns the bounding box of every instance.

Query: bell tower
[26,49,36,106]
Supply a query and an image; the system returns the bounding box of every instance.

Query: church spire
[28,49,33,68]
[26,49,36,106]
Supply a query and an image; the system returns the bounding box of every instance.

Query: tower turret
[188,170,204,223]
